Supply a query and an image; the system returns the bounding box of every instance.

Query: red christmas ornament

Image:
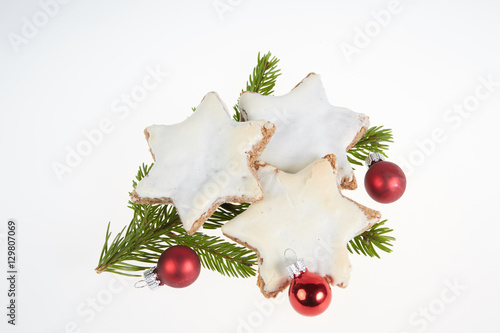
[364,153,406,204]
[156,245,201,288]
[138,245,201,290]
[287,260,332,316]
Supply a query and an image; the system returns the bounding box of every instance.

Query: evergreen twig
[347,126,393,166]
[95,167,257,278]
[232,51,281,121]
[347,220,395,258]
[245,51,281,95]
[203,203,249,230]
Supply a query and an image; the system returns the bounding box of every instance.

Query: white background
[1,0,499,332]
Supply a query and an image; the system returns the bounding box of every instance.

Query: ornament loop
[134,280,148,288]
[284,248,298,263]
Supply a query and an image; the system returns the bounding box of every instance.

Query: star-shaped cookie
[222,155,381,298]
[131,92,275,235]
[239,73,369,190]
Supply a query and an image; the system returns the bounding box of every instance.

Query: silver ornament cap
[134,266,161,290]
[286,260,307,278]
[143,267,161,290]
[365,152,385,167]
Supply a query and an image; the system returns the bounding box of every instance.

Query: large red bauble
[365,160,406,203]
[155,245,201,288]
[288,270,332,316]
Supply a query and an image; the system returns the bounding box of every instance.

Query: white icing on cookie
[239,73,369,189]
[132,92,275,234]
[222,156,380,297]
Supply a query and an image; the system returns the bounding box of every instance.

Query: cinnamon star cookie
[239,73,369,189]
[222,155,381,298]
[132,92,275,235]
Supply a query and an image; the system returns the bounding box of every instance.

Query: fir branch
[131,163,153,190]
[347,220,395,259]
[347,126,393,166]
[95,204,180,276]
[172,231,256,278]
[245,52,281,95]
[233,51,281,121]
[95,165,257,278]
[203,203,249,230]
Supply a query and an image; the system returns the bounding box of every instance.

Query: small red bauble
[365,153,406,204]
[155,245,201,288]
[288,268,332,316]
